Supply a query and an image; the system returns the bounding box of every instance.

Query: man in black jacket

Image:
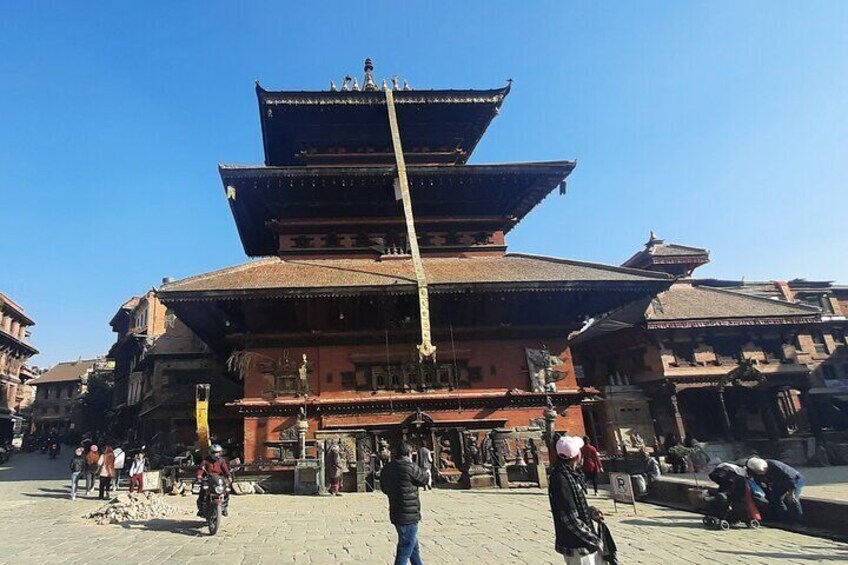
[549,435,603,563]
[380,441,429,565]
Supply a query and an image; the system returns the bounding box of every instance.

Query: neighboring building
[690,277,848,433]
[571,234,836,464]
[159,60,671,491]
[106,291,167,441]
[106,289,240,448]
[30,358,100,436]
[0,292,39,442]
[134,313,240,449]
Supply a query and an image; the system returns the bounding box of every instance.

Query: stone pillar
[297,418,308,459]
[543,406,557,455]
[316,440,327,494]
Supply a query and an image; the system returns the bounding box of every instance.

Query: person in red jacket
[580,436,604,496]
[196,444,232,516]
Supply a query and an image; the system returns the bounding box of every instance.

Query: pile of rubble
[84,492,189,525]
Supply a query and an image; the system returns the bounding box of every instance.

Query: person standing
[85,445,100,496]
[69,448,85,500]
[549,435,603,564]
[381,441,429,565]
[580,437,603,496]
[327,443,344,496]
[416,444,434,491]
[746,457,805,522]
[97,445,116,500]
[128,452,146,493]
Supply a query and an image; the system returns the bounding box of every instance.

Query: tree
[76,371,113,440]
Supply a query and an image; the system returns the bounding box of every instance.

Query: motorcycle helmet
[210,444,223,454]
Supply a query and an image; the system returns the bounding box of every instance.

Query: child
[69,448,85,500]
[129,452,146,493]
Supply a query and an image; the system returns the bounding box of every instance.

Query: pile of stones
[84,492,188,525]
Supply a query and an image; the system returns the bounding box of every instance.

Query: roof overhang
[256,84,511,166]
[220,161,575,256]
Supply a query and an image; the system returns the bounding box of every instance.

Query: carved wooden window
[293,235,314,249]
[324,233,342,248]
[363,363,462,390]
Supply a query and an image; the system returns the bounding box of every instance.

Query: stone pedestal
[294,459,320,495]
[534,464,548,488]
[495,466,509,488]
[356,460,368,493]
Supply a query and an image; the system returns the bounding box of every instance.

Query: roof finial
[647,231,664,247]
[381,79,388,91]
[363,57,378,91]
[330,80,338,92]
[402,79,411,91]
[352,77,361,91]
[342,75,352,91]
[392,75,399,91]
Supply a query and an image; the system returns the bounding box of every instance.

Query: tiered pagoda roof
[221,161,574,256]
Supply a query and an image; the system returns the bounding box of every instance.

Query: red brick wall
[242,337,572,399]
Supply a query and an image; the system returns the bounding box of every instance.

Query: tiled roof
[160,254,670,297]
[647,284,818,321]
[650,243,709,257]
[31,359,99,385]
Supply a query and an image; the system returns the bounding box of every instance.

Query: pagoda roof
[572,282,820,343]
[159,253,671,300]
[622,232,710,270]
[220,161,575,256]
[256,82,511,166]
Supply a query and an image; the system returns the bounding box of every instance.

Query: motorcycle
[48,442,60,459]
[0,444,9,465]
[193,474,228,535]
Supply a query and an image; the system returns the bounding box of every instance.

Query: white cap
[746,457,768,474]
[555,435,585,459]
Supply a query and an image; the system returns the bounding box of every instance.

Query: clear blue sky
[2,2,847,367]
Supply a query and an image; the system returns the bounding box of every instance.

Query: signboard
[609,472,637,515]
[142,470,162,493]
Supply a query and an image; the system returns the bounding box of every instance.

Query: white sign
[609,472,634,503]
[142,470,162,492]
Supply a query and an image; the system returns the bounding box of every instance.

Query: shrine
[159,60,671,491]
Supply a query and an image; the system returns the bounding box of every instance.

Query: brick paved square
[1,454,846,564]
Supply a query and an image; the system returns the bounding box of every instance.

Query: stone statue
[299,354,309,393]
[628,430,645,449]
[481,434,493,466]
[438,436,455,470]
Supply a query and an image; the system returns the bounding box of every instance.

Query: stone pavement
[1,453,847,564]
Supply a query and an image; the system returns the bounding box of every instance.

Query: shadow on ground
[119,518,208,537]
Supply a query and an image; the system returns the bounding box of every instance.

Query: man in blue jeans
[747,457,805,522]
[380,441,429,565]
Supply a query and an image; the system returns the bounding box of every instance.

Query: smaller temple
[0,292,38,442]
[571,234,827,464]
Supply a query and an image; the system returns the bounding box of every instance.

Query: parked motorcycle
[48,441,60,459]
[193,474,228,535]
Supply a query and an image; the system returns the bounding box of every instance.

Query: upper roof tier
[220,161,575,256]
[256,59,511,166]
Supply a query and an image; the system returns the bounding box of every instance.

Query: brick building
[159,61,671,490]
[571,234,844,464]
[31,359,101,436]
[0,292,39,442]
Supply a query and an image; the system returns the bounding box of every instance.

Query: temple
[159,60,671,490]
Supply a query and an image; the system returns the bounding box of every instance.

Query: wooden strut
[385,89,437,361]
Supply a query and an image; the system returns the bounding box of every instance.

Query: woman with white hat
[548,435,604,564]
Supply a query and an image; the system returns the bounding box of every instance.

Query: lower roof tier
[220,161,574,257]
[159,254,671,352]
